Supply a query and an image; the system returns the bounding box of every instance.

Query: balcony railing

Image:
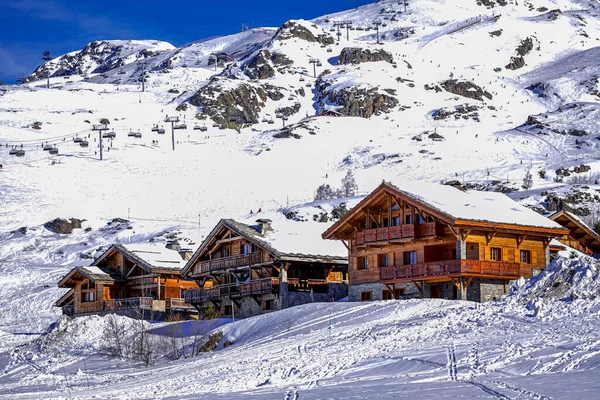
[167,298,195,310]
[184,277,276,303]
[355,222,442,245]
[104,297,153,311]
[196,251,263,274]
[379,259,520,281]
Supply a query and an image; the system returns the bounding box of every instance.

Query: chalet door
[430,285,441,299]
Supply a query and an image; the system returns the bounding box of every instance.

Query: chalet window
[405,215,413,224]
[490,247,502,261]
[357,256,368,270]
[403,251,417,265]
[224,305,232,315]
[392,216,400,226]
[370,221,378,229]
[394,288,405,299]
[520,250,531,263]
[378,254,391,267]
[82,291,96,302]
[242,244,252,255]
[382,290,393,300]
[383,218,389,227]
[415,215,424,224]
[360,291,372,301]
[221,248,229,258]
[264,299,275,310]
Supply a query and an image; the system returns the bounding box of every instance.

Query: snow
[80,266,111,276]
[392,180,565,229]
[120,243,187,270]
[2,0,600,397]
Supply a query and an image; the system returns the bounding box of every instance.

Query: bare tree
[102,314,127,358]
[522,168,533,190]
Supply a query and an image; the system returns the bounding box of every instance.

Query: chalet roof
[93,243,186,274]
[323,181,568,239]
[57,265,120,288]
[549,210,600,253]
[181,218,348,276]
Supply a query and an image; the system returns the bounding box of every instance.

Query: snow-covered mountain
[4,0,600,397]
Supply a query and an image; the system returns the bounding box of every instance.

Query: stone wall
[348,282,421,302]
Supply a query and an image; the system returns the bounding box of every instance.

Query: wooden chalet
[549,210,600,256]
[181,218,348,318]
[55,244,197,318]
[322,181,569,302]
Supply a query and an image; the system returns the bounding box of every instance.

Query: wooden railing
[196,251,262,274]
[379,260,520,281]
[355,222,441,245]
[127,276,164,287]
[184,277,276,303]
[104,297,153,311]
[167,298,195,310]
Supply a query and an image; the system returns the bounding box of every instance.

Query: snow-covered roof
[117,243,187,272]
[389,180,564,229]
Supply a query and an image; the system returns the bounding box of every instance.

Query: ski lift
[340,24,345,28]
[288,96,294,100]
[15,149,25,157]
[174,123,187,130]
[9,148,17,155]
[382,23,388,27]
[193,124,201,130]
[151,126,159,132]
[80,140,89,147]
[299,76,305,82]
[267,119,275,124]
[350,27,356,30]
[327,48,333,53]
[306,83,312,87]
[73,137,83,143]
[261,118,268,123]
[316,62,323,67]
[157,129,166,134]
[212,122,219,127]
[43,144,53,151]
[200,126,207,132]
[49,147,59,155]
[329,28,335,32]
[103,131,116,139]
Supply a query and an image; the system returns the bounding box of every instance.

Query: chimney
[165,240,181,252]
[255,219,273,235]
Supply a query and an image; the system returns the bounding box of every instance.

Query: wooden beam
[215,236,242,245]
[449,277,461,290]
[464,277,473,288]
[460,229,471,241]
[388,194,392,226]
[516,234,527,248]
[448,225,460,240]
[543,237,552,249]
[485,231,496,245]
[412,280,424,295]
[341,240,350,251]
[384,283,395,298]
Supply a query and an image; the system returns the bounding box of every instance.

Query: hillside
[3,0,600,397]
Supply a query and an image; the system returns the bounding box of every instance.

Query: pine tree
[315,184,336,201]
[522,168,533,190]
[341,170,358,197]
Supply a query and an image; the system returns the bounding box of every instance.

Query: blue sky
[0,0,369,83]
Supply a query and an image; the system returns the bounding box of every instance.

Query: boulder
[44,218,84,234]
[440,79,492,101]
[274,20,334,45]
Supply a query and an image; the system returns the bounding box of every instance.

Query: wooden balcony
[379,259,520,282]
[104,297,153,311]
[196,251,262,275]
[166,298,196,310]
[355,222,442,245]
[185,277,277,304]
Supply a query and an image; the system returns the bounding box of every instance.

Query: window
[357,256,368,270]
[224,305,232,315]
[490,247,502,261]
[221,247,229,258]
[403,251,417,265]
[382,290,393,300]
[405,215,413,224]
[264,299,275,310]
[82,291,96,302]
[394,288,405,299]
[392,216,400,226]
[383,218,389,227]
[360,291,372,301]
[242,244,252,255]
[378,253,390,267]
[415,214,423,224]
[520,250,531,263]
[370,221,378,229]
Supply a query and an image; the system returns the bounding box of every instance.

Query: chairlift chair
[288,96,294,100]
[9,148,17,155]
[49,147,59,155]
[157,129,166,134]
[316,62,323,67]
[193,124,201,130]
[267,119,275,124]
[73,137,83,143]
[212,122,219,127]
[15,149,25,157]
[200,126,207,132]
[151,126,159,132]
[327,48,333,53]
[103,131,116,139]
[299,76,305,82]
[43,144,53,151]
[80,140,89,147]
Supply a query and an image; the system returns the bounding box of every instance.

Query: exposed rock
[44,218,84,234]
[428,132,445,141]
[243,50,293,79]
[505,56,525,70]
[440,79,492,101]
[516,37,534,56]
[275,102,301,117]
[505,38,534,70]
[274,20,334,45]
[489,30,503,37]
[337,47,394,65]
[190,80,285,128]
[433,104,480,121]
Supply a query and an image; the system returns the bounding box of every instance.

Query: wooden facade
[56,244,197,317]
[181,219,348,318]
[322,182,569,302]
[549,210,600,255]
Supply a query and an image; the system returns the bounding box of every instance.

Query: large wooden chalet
[181,218,348,318]
[322,181,569,302]
[55,244,197,317]
[549,210,600,256]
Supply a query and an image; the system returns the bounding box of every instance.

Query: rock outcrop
[44,218,84,234]
[505,37,534,70]
[440,79,493,101]
[274,20,334,45]
[316,81,398,117]
[337,48,394,65]
[243,50,293,79]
